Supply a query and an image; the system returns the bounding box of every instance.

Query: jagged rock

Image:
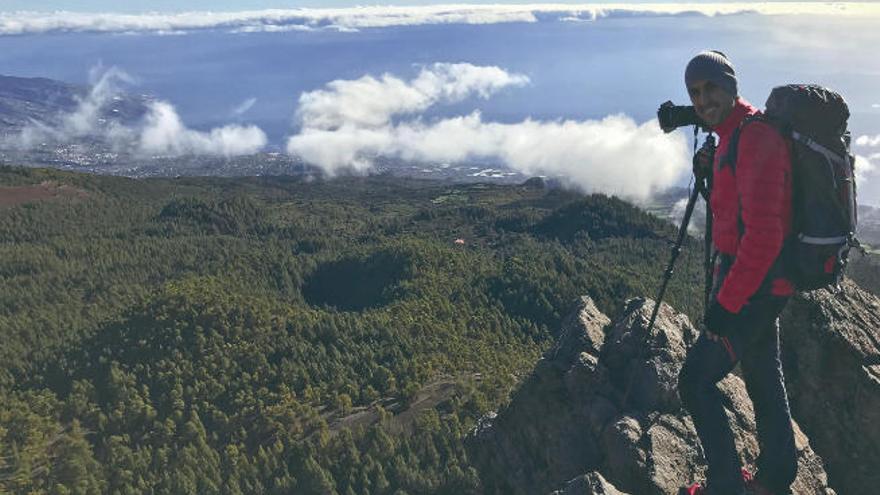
[780,279,880,495]
[468,296,835,495]
[550,296,611,363]
[550,471,628,495]
[600,297,698,413]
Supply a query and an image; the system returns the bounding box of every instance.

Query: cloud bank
[8,67,266,157]
[296,63,529,130]
[286,63,689,199]
[3,3,879,36]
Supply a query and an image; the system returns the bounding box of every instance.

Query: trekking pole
[621,129,713,408]
[646,181,702,341]
[698,135,715,313]
[703,177,714,314]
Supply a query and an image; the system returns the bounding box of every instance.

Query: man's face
[687,79,736,127]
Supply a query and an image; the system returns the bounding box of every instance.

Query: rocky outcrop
[468,296,836,495]
[551,472,626,495]
[780,279,880,495]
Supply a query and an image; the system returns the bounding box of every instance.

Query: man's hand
[693,143,714,180]
[704,298,739,338]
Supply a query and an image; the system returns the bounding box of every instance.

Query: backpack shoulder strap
[721,114,772,173]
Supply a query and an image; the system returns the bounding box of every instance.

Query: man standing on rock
[676,51,797,495]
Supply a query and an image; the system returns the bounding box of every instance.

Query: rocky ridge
[466,284,880,494]
[779,279,880,495]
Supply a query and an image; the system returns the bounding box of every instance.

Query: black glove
[705,298,739,337]
[692,142,714,181]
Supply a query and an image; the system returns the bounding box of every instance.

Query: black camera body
[657,101,706,133]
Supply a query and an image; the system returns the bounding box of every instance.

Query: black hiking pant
[678,295,797,495]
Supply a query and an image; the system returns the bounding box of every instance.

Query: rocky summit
[780,279,880,495]
[466,282,880,494]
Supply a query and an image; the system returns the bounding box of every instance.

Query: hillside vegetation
[0,166,705,494]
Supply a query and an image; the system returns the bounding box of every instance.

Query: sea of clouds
[1,3,879,36]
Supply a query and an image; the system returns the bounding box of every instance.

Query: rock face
[551,472,626,495]
[780,279,880,495]
[468,296,836,495]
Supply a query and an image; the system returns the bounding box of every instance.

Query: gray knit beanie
[685,50,737,97]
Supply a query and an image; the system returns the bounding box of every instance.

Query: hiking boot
[743,469,783,495]
[744,481,775,495]
[678,482,709,495]
[679,469,756,495]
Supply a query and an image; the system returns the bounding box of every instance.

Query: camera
[657,101,705,133]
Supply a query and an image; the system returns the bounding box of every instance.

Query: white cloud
[6,67,267,158]
[139,101,266,157]
[856,134,880,147]
[286,65,689,199]
[231,97,257,118]
[3,4,879,36]
[296,63,529,130]
[63,66,134,138]
[668,195,706,234]
[854,154,880,206]
[855,154,876,185]
[8,66,135,149]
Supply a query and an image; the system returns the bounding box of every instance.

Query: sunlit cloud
[139,101,266,157]
[295,63,529,130]
[286,63,689,200]
[2,4,879,36]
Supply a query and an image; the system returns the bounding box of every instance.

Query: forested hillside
[0,166,706,494]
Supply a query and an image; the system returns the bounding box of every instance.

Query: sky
[2,2,880,203]
[0,0,873,12]
[2,1,597,12]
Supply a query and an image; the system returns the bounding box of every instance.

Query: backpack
[724,84,859,291]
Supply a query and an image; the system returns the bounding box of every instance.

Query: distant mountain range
[0,75,80,131]
[0,74,149,133]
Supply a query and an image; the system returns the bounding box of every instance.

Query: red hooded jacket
[711,98,795,313]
